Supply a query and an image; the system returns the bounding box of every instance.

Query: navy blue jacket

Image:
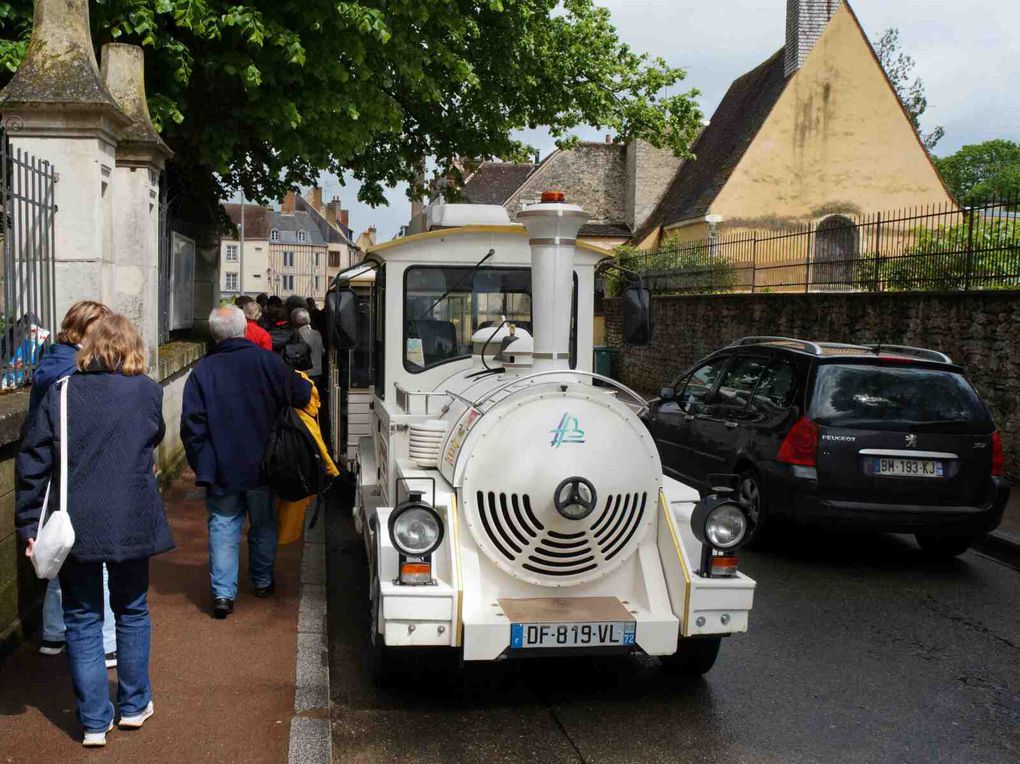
[28,342,78,423]
[181,338,312,493]
[16,371,173,563]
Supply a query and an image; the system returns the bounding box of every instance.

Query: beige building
[221,203,271,297]
[633,0,953,250]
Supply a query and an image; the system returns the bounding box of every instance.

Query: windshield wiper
[416,248,495,321]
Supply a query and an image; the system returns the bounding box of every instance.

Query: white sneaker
[119,701,154,730]
[82,721,114,747]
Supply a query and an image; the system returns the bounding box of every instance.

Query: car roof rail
[728,336,824,355]
[867,344,952,364]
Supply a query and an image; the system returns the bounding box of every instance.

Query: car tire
[662,636,722,678]
[738,469,769,544]
[915,533,977,560]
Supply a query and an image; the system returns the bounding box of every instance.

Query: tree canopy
[0,1,702,223]
[935,140,1020,206]
[873,28,943,152]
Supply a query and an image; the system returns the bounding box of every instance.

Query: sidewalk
[0,469,305,761]
[974,486,1020,569]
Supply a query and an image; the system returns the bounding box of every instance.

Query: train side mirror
[622,284,652,345]
[331,288,359,350]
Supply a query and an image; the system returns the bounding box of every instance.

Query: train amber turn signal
[709,555,738,578]
[400,562,432,585]
[540,190,566,203]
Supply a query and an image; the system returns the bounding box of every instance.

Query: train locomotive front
[341,195,757,675]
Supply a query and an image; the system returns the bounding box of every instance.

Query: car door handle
[725,421,739,429]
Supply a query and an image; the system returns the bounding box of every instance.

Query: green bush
[610,237,738,295]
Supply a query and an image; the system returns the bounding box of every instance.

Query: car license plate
[872,457,944,478]
[510,621,636,649]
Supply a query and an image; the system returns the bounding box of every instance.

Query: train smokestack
[517,192,590,372]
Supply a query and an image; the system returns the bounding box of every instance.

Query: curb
[973,529,1020,570]
[288,502,332,763]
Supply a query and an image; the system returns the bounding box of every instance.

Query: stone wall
[605,291,1020,479]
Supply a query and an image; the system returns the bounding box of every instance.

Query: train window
[404,266,532,372]
[373,264,386,398]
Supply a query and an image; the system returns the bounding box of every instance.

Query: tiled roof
[632,47,789,242]
[270,211,328,246]
[580,222,632,238]
[461,162,538,205]
[223,203,272,239]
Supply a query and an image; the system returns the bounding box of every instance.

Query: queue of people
[13,291,330,747]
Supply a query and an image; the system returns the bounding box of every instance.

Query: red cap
[541,191,566,203]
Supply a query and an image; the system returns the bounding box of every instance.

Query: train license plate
[872,458,944,478]
[510,621,636,649]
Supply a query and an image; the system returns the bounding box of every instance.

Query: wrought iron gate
[0,126,57,388]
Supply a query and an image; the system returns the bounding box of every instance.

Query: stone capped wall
[606,290,1020,479]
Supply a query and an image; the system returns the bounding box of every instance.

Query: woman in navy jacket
[27,301,119,663]
[16,314,173,747]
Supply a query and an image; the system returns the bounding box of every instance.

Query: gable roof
[632,47,789,242]
[461,162,538,205]
[294,194,356,247]
[270,211,328,246]
[223,203,272,240]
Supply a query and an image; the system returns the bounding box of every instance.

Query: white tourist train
[326,194,756,679]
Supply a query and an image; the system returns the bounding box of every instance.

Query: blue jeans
[43,567,117,654]
[60,557,152,733]
[207,486,277,599]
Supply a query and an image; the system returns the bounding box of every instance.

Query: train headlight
[389,503,444,557]
[703,503,747,550]
[691,477,751,553]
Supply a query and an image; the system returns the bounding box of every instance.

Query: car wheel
[738,469,768,541]
[915,533,977,559]
[662,637,722,678]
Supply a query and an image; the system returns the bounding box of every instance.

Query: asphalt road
[327,502,1020,763]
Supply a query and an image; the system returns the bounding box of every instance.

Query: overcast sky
[312,0,1019,243]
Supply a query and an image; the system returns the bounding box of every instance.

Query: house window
[225,244,239,262]
[253,273,261,279]
[314,276,321,291]
[298,230,307,243]
[329,251,340,268]
[812,215,858,289]
[283,275,295,291]
[225,272,239,291]
[270,229,279,242]
[314,252,320,268]
[283,251,295,268]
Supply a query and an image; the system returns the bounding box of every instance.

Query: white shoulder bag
[31,376,75,580]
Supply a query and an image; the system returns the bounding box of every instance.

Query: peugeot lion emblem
[905,434,918,448]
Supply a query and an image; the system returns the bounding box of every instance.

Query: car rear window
[810,364,993,433]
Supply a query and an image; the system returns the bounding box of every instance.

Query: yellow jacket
[294,371,340,479]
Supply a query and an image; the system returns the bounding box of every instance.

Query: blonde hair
[76,314,148,376]
[242,301,262,321]
[56,301,112,346]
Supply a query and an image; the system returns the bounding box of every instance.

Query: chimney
[281,191,297,214]
[308,186,323,211]
[785,0,842,78]
[326,199,342,224]
[340,209,350,228]
[517,195,590,372]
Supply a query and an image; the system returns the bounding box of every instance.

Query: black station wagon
[642,337,1009,559]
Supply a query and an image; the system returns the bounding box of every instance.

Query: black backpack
[262,406,327,503]
[282,335,313,371]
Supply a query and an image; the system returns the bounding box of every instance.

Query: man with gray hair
[291,307,324,380]
[181,305,312,619]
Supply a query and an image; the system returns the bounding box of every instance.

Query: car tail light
[991,431,1004,477]
[777,416,819,466]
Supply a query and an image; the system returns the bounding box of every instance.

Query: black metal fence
[624,197,1020,295]
[0,127,57,389]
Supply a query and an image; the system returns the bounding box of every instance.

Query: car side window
[750,357,798,415]
[711,356,769,414]
[678,358,727,415]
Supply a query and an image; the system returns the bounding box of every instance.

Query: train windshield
[403,266,532,372]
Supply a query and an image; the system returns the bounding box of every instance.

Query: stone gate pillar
[0,0,132,321]
[101,44,172,369]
